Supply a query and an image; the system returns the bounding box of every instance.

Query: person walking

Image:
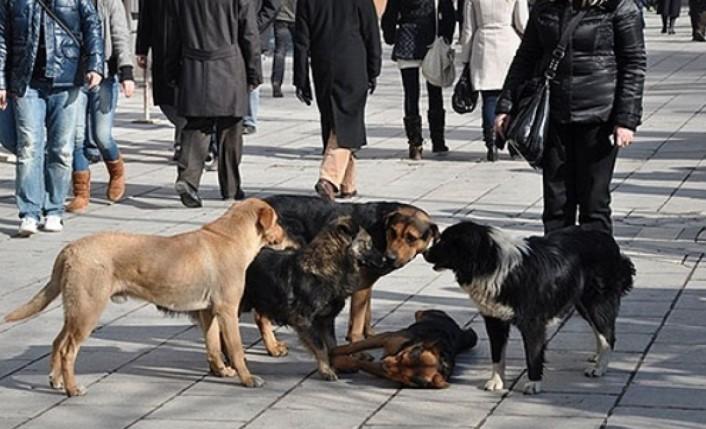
[294,0,381,200]
[243,0,281,134]
[495,0,646,236]
[459,0,528,161]
[690,0,706,41]
[658,0,681,34]
[136,0,187,160]
[66,0,135,214]
[0,0,104,236]
[381,0,455,160]
[271,0,297,98]
[165,0,262,208]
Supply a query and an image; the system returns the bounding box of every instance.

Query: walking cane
[132,53,158,125]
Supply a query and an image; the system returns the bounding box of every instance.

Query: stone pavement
[0,12,704,429]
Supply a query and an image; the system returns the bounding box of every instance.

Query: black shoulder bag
[505,9,587,169]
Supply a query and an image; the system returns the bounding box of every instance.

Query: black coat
[497,0,646,130]
[657,0,681,17]
[381,0,456,61]
[164,0,262,118]
[136,0,176,106]
[293,0,382,150]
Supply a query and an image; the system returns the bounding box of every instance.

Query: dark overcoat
[136,0,176,106]
[165,0,262,118]
[657,0,681,17]
[293,0,382,150]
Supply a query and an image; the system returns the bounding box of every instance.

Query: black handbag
[505,10,587,169]
[452,63,478,114]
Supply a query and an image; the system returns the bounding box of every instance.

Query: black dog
[241,216,384,380]
[331,309,477,388]
[255,195,438,348]
[423,222,635,394]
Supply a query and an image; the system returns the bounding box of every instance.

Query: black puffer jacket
[497,0,646,130]
[381,0,455,61]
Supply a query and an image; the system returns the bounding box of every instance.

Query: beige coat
[460,0,529,91]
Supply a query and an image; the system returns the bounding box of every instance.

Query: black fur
[241,217,384,378]
[424,222,635,391]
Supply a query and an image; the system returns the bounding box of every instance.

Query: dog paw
[523,381,542,395]
[242,375,265,388]
[267,341,289,358]
[584,366,606,378]
[49,375,64,390]
[212,366,238,378]
[65,384,87,397]
[483,376,505,392]
[320,368,339,381]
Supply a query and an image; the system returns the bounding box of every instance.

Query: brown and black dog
[330,310,478,388]
[3,199,284,396]
[251,195,438,356]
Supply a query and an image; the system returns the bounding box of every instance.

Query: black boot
[483,128,498,162]
[404,115,423,160]
[669,17,677,34]
[661,15,668,33]
[428,109,449,154]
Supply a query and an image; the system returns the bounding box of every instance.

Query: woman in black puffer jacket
[495,0,646,235]
[382,0,455,160]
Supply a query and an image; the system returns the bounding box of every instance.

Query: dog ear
[427,223,440,245]
[257,206,276,232]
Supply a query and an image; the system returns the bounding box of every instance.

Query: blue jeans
[0,103,17,154]
[481,90,501,132]
[73,76,120,171]
[243,87,259,128]
[14,81,80,220]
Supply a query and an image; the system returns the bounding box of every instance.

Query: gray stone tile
[492,393,617,418]
[620,384,706,409]
[483,416,604,429]
[606,406,706,429]
[367,397,495,427]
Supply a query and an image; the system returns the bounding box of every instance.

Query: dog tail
[457,327,479,353]
[4,251,67,322]
[617,253,636,296]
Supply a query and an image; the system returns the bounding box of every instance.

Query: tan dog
[4,198,284,397]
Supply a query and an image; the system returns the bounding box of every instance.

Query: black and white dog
[423,222,635,394]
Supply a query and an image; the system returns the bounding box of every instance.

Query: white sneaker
[18,217,39,237]
[43,215,64,233]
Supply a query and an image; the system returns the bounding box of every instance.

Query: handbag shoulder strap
[36,0,82,48]
[432,0,439,38]
[545,9,588,79]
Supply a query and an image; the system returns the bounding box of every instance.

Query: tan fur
[4,198,285,397]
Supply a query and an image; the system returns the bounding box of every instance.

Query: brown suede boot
[66,171,91,213]
[105,156,125,202]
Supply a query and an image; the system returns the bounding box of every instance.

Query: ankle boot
[428,109,449,153]
[661,16,668,33]
[483,128,498,162]
[404,115,423,160]
[668,17,676,34]
[105,156,125,202]
[66,171,91,213]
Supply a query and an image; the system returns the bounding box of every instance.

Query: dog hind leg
[581,297,617,378]
[483,316,510,391]
[197,309,236,377]
[254,311,288,357]
[49,325,68,390]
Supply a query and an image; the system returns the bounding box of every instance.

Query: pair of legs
[177,116,243,201]
[317,131,357,198]
[271,20,295,94]
[14,81,80,225]
[400,67,446,157]
[542,121,618,235]
[67,76,125,212]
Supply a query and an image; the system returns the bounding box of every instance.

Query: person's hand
[85,72,102,90]
[136,55,148,69]
[121,80,135,98]
[0,90,7,110]
[368,78,376,95]
[296,84,312,106]
[494,113,511,139]
[613,126,634,148]
[248,84,260,92]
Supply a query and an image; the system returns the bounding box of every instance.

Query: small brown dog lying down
[331,310,478,388]
[3,199,284,397]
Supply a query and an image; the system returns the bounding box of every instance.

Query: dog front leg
[254,311,288,357]
[347,286,373,342]
[197,309,236,377]
[519,323,546,395]
[298,327,338,381]
[214,304,264,388]
[484,316,510,392]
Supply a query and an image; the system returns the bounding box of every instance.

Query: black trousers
[400,67,444,117]
[178,117,243,199]
[542,121,618,235]
[271,20,295,87]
